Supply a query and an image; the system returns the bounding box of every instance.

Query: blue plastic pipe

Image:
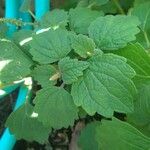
[35,0,50,20]
[0,84,20,99]
[5,0,20,36]
[19,0,32,30]
[0,85,29,150]
[0,0,51,149]
[20,12,32,29]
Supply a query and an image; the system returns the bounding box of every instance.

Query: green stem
[28,10,36,20]
[113,0,125,14]
[143,31,150,49]
[0,18,35,27]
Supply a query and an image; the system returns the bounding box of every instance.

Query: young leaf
[113,43,150,77]
[88,15,140,50]
[30,29,71,64]
[34,86,78,129]
[69,7,103,34]
[6,103,50,143]
[78,122,99,150]
[32,65,58,87]
[0,40,33,86]
[71,54,136,117]
[40,9,68,28]
[58,57,89,84]
[70,34,96,58]
[96,118,150,150]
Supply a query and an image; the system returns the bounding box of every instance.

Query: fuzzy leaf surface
[96,118,150,150]
[58,57,89,84]
[114,43,150,77]
[32,65,57,87]
[0,40,33,86]
[40,9,68,28]
[70,34,96,58]
[71,54,136,117]
[69,7,103,34]
[6,104,50,143]
[30,29,71,64]
[88,15,140,50]
[34,86,78,129]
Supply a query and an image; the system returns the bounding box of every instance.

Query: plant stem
[0,18,35,27]
[113,0,125,14]
[143,31,150,49]
[28,10,36,20]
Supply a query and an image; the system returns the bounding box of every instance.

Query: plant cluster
[0,0,150,149]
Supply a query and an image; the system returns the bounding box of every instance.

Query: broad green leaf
[131,2,150,31]
[58,57,89,84]
[13,29,33,45]
[131,2,150,49]
[32,65,57,87]
[127,78,150,127]
[34,86,78,129]
[6,104,50,143]
[40,9,68,28]
[12,29,33,55]
[96,118,150,150]
[100,1,118,14]
[88,15,140,50]
[0,24,7,38]
[78,122,99,150]
[134,0,150,7]
[136,30,150,49]
[71,54,136,117]
[20,0,32,12]
[30,29,71,64]
[70,34,96,58]
[78,0,109,7]
[0,40,33,86]
[113,43,150,77]
[69,7,103,34]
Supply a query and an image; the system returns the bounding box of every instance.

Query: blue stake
[0,0,51,149]
[5,0,20,36]
[0,84,30,150]
[20,12,32,30]
[19,0,32,30]
[35,0,50,20]
[0,83,21,99]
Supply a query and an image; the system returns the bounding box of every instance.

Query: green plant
[0,0,150,149]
